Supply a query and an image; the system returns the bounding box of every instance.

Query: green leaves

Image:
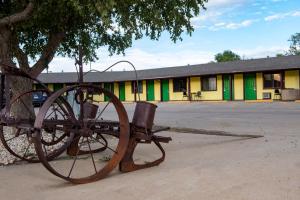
[288,33,300,56]
[215,50,241,63]
[1,0,208,64]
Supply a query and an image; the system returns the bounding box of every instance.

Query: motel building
[36,55,300,102]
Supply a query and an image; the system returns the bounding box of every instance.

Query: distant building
[36,55,300,102]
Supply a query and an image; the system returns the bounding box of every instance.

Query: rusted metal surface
[0,51,171,184]
[120,101,171,172]
[132,101,157,133]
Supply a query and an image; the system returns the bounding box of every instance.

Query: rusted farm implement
[0,49,171,184]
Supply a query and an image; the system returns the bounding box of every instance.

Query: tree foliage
[0,0,208,77]
[287,33,300,56]
[214,50,241,62]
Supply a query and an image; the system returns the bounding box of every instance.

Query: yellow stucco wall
[234,74,244,100]
[125,81,134,101]
[256,73,275,100]
[91,83,104,102]
[140,80,147,101]
[47,83,54,91]
[154,79,161,101]
[114,82,119,98]
[169,78,189,100]
[285,70,300,89]
[190,77,201,93]
[124,81,146,101]
[199,75,223,100]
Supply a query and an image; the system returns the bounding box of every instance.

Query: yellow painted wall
[256,73,275,100]
[139,80,147,101]
[154,79,161,101]
[169,78,190,100]
[47,83,54,91]
[91,83,104,102]
[114,82,119,98]
[199,75,223,100]
[234,74,244,100]
[190,77,201,93]
[124,81,146,101]
[285,70,300,89]
[125,81,134,101]
[257,71,300,100]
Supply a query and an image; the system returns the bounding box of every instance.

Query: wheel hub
[78,127,93,137]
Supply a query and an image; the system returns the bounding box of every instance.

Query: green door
[53,83,63,91]
[161,79,169,101]
[146,80,155,101]
[223,75,232,100]
[119,82,125,101]
[244,73,257,100]
[104,83,114,101]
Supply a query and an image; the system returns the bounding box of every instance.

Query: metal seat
[195,91,201,100]
[182,89,189,100]
[119,101,171,172]
[274,89,281,100]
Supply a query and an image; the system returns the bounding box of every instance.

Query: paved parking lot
[0,102,299,200]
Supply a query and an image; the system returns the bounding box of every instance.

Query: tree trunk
[0,27,35,120]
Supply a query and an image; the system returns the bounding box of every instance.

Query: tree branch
[30,32,65,78]
[0,2,34,27]
[11,33,30,71]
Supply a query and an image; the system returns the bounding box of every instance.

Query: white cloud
[47,45,288,73]
[191,0,253,31]
[47,48,215,72]
[233,45,288,59]
[264,10,300,21]
[209,19,256,31]
[191,11,223,23]
[205,0,246,8]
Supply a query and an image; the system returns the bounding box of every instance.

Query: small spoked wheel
[0,89,69,163]
[33,85,130,184]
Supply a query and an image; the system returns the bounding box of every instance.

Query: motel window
[131,81,143,93]
[173,78,187,92]
[201,76,217,91]
[263,72,283,89]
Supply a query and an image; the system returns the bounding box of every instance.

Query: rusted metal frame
[0,75,5,110]
[33,84,130,184]
[119,134,168,173]
[119,101,172,173]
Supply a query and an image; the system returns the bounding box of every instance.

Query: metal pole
[78,46,84,123]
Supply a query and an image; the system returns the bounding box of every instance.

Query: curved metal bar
[80,60,141,101]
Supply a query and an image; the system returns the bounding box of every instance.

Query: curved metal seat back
[132,101,157,132]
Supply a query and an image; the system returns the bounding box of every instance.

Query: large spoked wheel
[0,89,70,163]
[33,85,130,184]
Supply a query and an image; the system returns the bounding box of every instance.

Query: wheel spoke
[22,143,31,158]
[89,101,110,128]
[45,106,57,119]
[6,135,18,142]
[68,137,84,178]
[87,137,97,174]
[91,135,117,154]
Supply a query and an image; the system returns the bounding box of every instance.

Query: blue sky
[49,0,300,72]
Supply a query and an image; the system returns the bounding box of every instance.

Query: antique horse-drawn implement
[0,49,171,184]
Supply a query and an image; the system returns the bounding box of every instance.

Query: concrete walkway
[0,102,299,200]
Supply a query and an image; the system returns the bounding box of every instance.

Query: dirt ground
[0,102,299,200]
